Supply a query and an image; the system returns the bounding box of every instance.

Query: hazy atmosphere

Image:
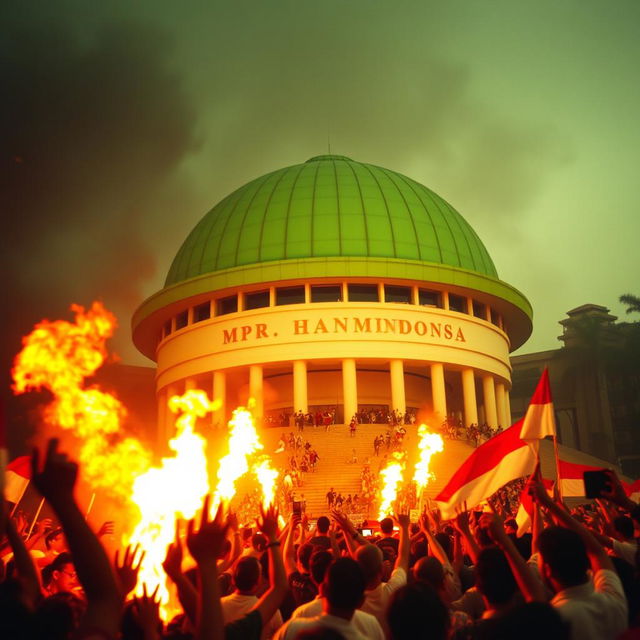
[3,0,639,379]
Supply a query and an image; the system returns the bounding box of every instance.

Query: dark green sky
[3,0,639,372]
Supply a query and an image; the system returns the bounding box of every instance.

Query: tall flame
[254,457,279,509]
[127,389,211,620]
[378,452,405,520]
[11,302,150,498]
[412,424,444,492]
[212,406,264,510]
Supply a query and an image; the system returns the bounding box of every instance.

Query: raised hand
[114,543,145,597]
[483,510,507,543]
[186,495,229,566]
[97,521,114,537]
[394,511,410,529]
[162,520,184,581]
[258,503,279,542]
[31,438,78,506]
[454,501,471,532]
[132,583,161,639]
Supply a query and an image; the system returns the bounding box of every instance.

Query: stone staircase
[259,423,477,521]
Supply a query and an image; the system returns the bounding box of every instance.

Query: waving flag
[435,419,536,519]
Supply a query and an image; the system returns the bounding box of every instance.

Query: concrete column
[504,387,512,426]
[390,359,406,415]
[304,283,311,303]
[411,286,419,305]
[496,382,507,428]
[249,365,264,423]
[185,377,198,392]
[466,297,474,315]
[341,282,348,302]
[269,286,275,307]
[212,370,226,428]
[342,359,358,424]
[442,291,450,310]
[293,360,308,414]
[430,363,447,421]
[378,282,385,302]
[461,369,478,427]
[482,375,498,427]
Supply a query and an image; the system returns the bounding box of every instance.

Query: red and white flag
[5,455,31,505]
[435,419,537,519]
[557,459,602,497]
[519,368,556,445]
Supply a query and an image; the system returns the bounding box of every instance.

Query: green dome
[165,155,498,286]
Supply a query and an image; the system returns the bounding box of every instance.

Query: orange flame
[412,424,444,492]
[212,406,264,510]
[11,302,150,498]
[127,389,211,620]
[253,457,279,509]
[378,452,405,520]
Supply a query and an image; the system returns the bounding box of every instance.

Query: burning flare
[11,302,150,498]
[127,389,212,619]
[378,452,406,520]
[412,424,444,492]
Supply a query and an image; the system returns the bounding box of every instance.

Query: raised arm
[3,506,41,608]
[485,512,546,603]
[186,495,228,640]
[252,504,288,627]
[394,512,410,573]
[419,513,449,568]
[32,439,122,637]
[283,513,299,575]
[453,503,481,565]
[163,521,197,626]
[331,510,365,558]
[532,480,614,573]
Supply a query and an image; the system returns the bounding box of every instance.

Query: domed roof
[165,155,498,287]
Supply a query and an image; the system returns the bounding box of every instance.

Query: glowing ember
[378,452,406,520]
[127,389,211,620]
[11,302,150,498]
[212,406,265,510]
[253,457,279,509]
[412,424,444,492]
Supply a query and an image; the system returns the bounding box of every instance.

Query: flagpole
[85,492,96,519]
[552,434,563,501]
[26,497,45,541]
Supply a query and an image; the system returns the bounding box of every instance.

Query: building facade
[132,155,532,442]
[511,303,640,475]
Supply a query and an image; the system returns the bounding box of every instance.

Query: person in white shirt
[526,480,628,640]
[289,550,384,640]
[274,557,374,640]
[221,556,283,639]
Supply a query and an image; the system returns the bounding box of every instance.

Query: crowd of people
[440,419,503,447]
[277,433,321,499]
[3,439,640,639]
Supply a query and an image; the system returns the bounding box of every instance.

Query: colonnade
[157,360,512,443]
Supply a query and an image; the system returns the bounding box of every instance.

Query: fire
[412,424,444,492]
[212,406,265,510]
[254,457,279,509]
[12,304,281,621]
[378,452,406,520]
[127,389,211,619]
[11,302,150,498]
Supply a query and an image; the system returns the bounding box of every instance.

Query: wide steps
[259,423,478,520]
